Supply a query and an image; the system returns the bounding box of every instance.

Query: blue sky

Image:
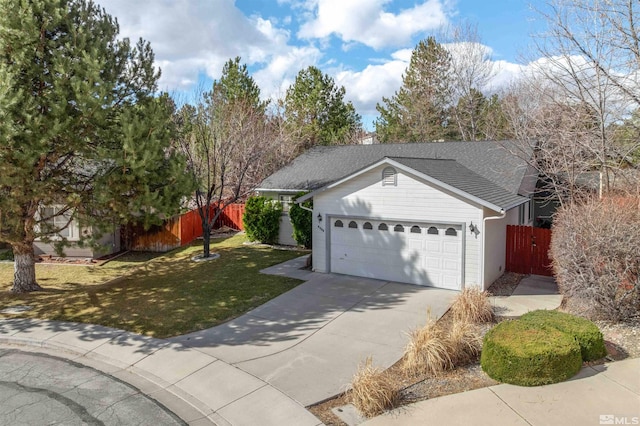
[100,0,541,129]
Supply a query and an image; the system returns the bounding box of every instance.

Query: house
[34,205,121,258]
[257,141,538,291]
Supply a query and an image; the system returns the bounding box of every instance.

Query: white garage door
[330,218,462,290]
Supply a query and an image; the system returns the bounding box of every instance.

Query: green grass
[0,235,306,338]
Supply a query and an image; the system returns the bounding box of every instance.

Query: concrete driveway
[170,257,457,406]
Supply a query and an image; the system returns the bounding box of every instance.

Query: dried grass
[447,320,483,365]
[402,315,453,376]
[450,287,494,324]
[349,357,400,418]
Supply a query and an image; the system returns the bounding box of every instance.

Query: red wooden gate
[506,225,553,276]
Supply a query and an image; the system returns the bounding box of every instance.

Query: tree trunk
[12,243,42,293]
[202,225,211,258]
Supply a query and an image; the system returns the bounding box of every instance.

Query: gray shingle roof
[388,157,527,210]
[258,141,534,209]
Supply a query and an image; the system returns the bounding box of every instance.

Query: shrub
[450,287,494,324]
[349,357,399,418]
[242,196,282,244]
[289,192,312,248]
[0,248,14,261]
[481,320,582,386]
[402,315,452,376]
[520,310,607,361]
[550,197,640,321]
[446,320,483,365]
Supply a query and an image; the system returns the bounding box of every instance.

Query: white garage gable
[306,160,489,289]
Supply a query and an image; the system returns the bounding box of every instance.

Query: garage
[329,218,463,290]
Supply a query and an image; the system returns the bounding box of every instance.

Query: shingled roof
[258,141,535,206]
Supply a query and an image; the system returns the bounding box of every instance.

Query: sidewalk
[490,274,563,317]
[363,357,640,426]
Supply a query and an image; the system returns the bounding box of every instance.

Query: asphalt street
[0,349,184,425]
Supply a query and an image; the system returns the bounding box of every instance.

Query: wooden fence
[505,225,553,276]
[125,203,245,252]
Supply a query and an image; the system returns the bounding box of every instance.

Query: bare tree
[525,0,640,196]
[441,23,497,141]
[176,95,273,258]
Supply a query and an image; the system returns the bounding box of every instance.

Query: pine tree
[0,0,193,292]
[284,66,362,153]
[376,37,454,142]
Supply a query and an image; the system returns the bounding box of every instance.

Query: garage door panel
[330,218,462,290]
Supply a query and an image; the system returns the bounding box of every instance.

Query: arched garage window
[382,167,397,186]
[410,225,421,234]
[378,223,388,231]
[334,220,343,228]
[427,226,439,235]
[348,221,358,229]
[445,227,458,236]
[394,224,404,232]
[363,222,373,230]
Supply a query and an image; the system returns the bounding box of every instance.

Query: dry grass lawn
[0,234,306,338]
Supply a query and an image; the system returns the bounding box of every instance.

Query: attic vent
[382,167,397,186]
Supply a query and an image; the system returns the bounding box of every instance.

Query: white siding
[313,165,483,286]
[257,191,297,246]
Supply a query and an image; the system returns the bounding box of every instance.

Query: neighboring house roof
[258,141,535,197]
[298,157,528,212]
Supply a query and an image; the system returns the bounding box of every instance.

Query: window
[410,225,421,234]
[348,221,358,229]
[378,223,388,231]
[39,206,73,239]
[445,227,457,236]
[382,167,397,186]
[279,194,293,212]
[519,201,534,225]
[334,220,344,228]
[363,222,373,230]
[427,226,439,235]
[394,224,404,232]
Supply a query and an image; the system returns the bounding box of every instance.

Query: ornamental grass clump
[447,320,483,365]
[349,357,400,418]
[402,315,452,376]
[450,287,494,324]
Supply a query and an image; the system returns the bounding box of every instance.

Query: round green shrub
[481,320,582,386]
[520,310,607,361]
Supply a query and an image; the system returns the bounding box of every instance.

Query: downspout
[481,209,506,290]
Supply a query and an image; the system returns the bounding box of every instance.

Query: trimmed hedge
[289,191,312,248]
[520,310,607,361]
[481,320,582,386]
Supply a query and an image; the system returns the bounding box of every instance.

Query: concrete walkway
[490,274,563,317]
[363,357,640,426]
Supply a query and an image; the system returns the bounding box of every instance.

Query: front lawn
[0,234,306,338]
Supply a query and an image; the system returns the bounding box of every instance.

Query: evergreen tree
[0,0,193,292]
[284,66,362,153]
[210,57,268,113]
[376,37,455,142]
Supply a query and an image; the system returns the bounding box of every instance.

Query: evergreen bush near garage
[243,196,282,244]
[481,320,582,386]
[520,310,607,361]
[289,192,312,248]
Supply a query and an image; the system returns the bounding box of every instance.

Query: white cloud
[298,0,449,49]
[99,0,318,96]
